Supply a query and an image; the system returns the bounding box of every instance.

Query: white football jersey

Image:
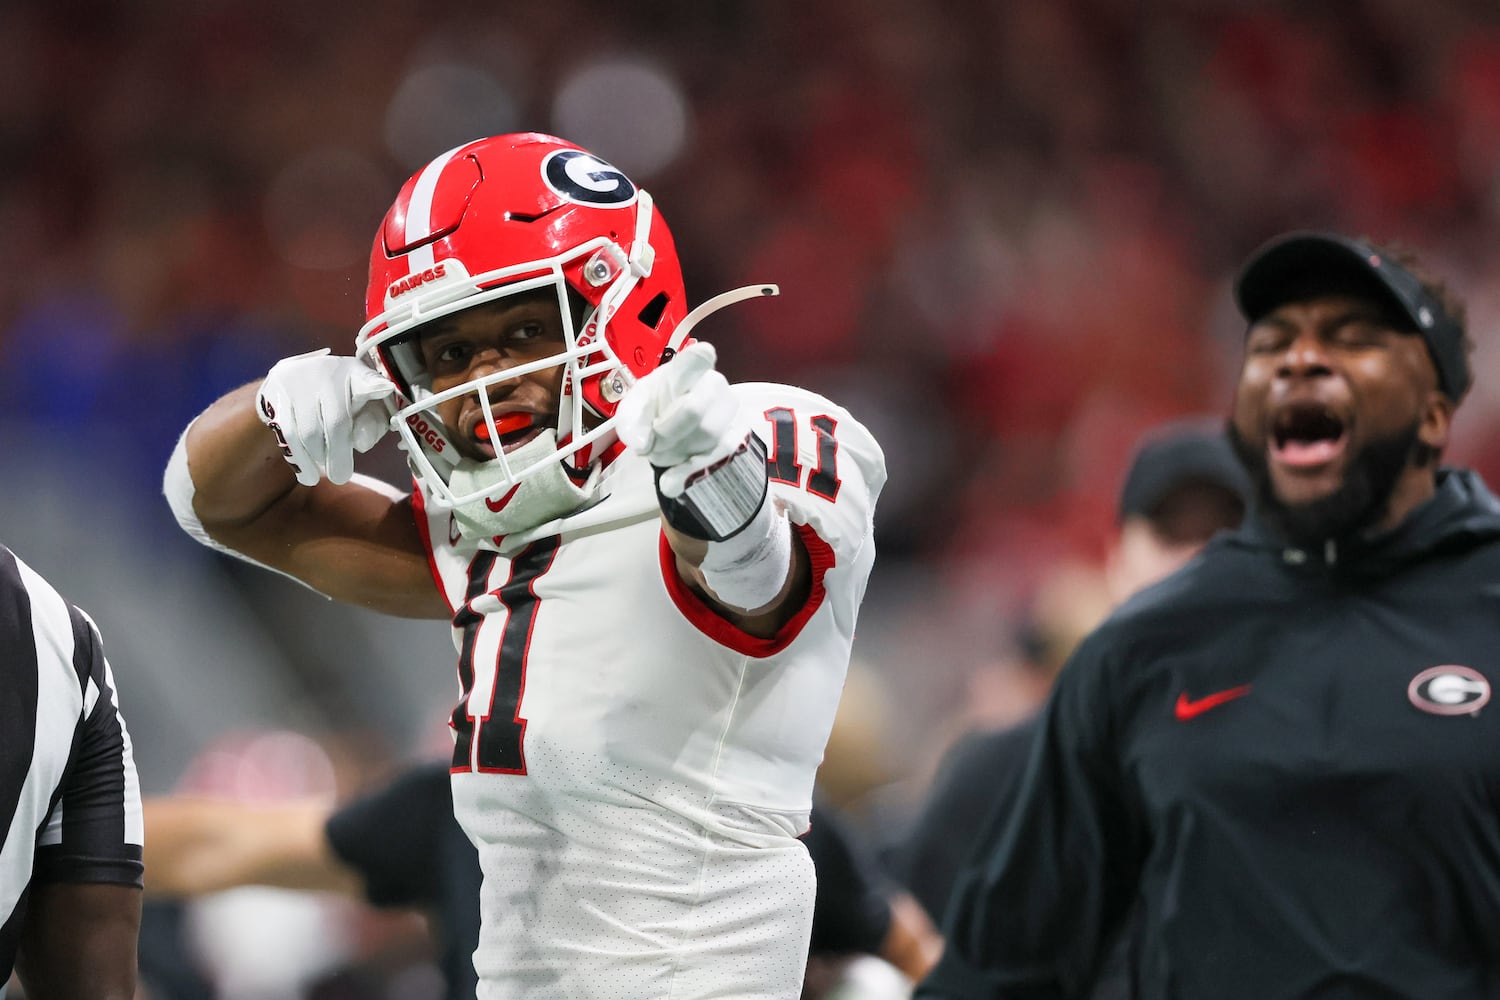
[411,382,885,999]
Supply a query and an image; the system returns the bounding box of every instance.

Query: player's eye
[1331,321,1387,349]
[424,339,472,372]
[504,318,566,355]
[1246,328,1289,355]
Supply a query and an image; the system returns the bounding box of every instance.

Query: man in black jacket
[919,231,1500,999]
[894,419,1249,925]
[896,420,1249,1000]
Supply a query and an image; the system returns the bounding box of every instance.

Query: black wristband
[655,432,769,542]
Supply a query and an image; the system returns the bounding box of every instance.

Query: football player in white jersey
[163,132,886,1000]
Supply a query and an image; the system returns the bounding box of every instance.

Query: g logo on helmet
[1408,665,1491,716]
[542,150,637,207]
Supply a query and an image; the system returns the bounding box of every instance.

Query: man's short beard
[1226,418,1426,548]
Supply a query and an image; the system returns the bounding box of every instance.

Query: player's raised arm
[616,341,811,637]
[163,351,448,618]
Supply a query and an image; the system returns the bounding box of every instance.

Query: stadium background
[5,0,1500,992]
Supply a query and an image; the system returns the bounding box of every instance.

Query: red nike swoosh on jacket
[1174,685,1252,721]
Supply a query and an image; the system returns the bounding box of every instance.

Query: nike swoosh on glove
[256,349,398,486]
[615,342,746,497]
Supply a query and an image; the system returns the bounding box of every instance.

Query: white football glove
[616,341,769,541]
[255,349,398,487]
[616,342,745,497]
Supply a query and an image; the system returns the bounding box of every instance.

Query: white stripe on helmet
[403,143,469,274]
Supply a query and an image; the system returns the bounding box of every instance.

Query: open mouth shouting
[1269,399,1348,474]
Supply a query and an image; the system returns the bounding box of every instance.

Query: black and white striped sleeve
[0,546,144,896]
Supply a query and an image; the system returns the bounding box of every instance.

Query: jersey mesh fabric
[416,382,884,999]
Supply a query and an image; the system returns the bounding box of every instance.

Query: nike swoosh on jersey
[485,484,524,512]
[1174,684,1252,721]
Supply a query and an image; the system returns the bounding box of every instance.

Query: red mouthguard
[475,412,534,441]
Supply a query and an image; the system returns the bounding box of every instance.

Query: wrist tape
[656,431,769,542]
[163,422,221,553]
[700,499,793,612]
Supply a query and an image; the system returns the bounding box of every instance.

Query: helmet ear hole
[637,292,671,330]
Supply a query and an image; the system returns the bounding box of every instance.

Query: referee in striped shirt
[0,544,144,999]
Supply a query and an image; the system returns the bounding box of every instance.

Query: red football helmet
[355,133,690,505]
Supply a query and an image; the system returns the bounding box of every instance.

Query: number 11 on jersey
[764,406,842,500]
[450,539,560,775]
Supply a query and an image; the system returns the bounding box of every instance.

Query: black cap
[1233,231,1470,401]
[1118,419,1251,523]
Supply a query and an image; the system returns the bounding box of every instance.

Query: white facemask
[445,428,603,541]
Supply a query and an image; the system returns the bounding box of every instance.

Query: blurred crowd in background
[8,0,1500,994]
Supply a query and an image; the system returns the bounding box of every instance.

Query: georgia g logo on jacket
[1408,665,1491,716]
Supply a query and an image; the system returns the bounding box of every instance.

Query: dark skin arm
[185,382,448,619]
[800,896,943,999]
[14,882,142,1000]
[192,373,806,630]
[880,891,945,982]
